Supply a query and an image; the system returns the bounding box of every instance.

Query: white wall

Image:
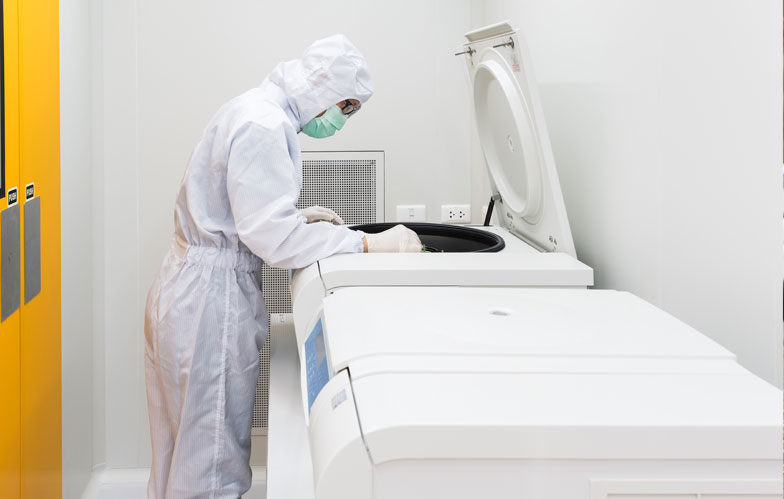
[60,0,95,496]
[69,0,782,486]
[94,0,476,469]
[480,0,783,386]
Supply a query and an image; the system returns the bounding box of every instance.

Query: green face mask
[301,105,347,138]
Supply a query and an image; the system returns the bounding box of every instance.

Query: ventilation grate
[252,151,383,431]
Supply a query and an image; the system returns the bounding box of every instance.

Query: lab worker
[144,34,422,499]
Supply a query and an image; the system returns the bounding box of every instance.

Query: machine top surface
[312,226,592,291]
[322,287,735,374]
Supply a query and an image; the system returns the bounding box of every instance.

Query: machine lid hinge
[492,37,515,50]
[484,194,502,226]
[454,46,475,57]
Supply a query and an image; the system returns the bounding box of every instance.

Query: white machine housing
[268,21,783,499]
[296,288,781,499]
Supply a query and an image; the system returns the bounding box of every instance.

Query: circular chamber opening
[351,222,505,253]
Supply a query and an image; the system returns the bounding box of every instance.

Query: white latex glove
[299,206,344,225]
[364,224,422,253]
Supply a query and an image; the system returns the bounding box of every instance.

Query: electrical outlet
[441,204,471,224]
[396,204,426,222]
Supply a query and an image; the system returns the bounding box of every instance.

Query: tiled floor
[82,467,266,498]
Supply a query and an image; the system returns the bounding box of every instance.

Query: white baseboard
[81,466,266,499]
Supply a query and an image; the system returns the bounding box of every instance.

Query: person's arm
[226,122,363,268]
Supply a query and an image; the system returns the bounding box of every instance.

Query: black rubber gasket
[351,222,505,253]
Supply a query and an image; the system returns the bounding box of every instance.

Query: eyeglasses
[340,99,361,118]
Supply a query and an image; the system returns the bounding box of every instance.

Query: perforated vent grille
[299,159,378,226]
[252,152,382,430]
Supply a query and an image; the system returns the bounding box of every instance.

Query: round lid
[473,48,545,224]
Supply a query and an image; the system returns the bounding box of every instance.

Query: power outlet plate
[441,204,471,224]
[396,205,426,222]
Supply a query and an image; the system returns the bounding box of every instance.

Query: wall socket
[396,204,426,222]
[441,204,471,224]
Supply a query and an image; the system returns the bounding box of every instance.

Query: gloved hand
[363,224,422,253]
[299,206,344,225]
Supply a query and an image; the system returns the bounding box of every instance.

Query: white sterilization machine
[266,21,783,499]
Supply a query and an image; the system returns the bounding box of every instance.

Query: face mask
[301,105,347,138]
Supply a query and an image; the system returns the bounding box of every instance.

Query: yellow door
[0,0,21,495]
[0,0,61,497]
[18,0,61,496]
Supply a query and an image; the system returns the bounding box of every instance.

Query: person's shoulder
[226,89,294,135]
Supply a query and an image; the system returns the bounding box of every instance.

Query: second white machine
[267,21,782,499]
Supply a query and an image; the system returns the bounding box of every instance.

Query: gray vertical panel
[2,204,21,321]
[24,197,41,303]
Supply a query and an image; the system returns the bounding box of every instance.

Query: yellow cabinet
[1,0,61,497]
[0,0,20,494]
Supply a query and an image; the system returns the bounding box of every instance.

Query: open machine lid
[459,22,577,257]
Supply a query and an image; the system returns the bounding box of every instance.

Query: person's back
[171,84,300,258]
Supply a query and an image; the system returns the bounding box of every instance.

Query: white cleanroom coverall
[143,34,373,498]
